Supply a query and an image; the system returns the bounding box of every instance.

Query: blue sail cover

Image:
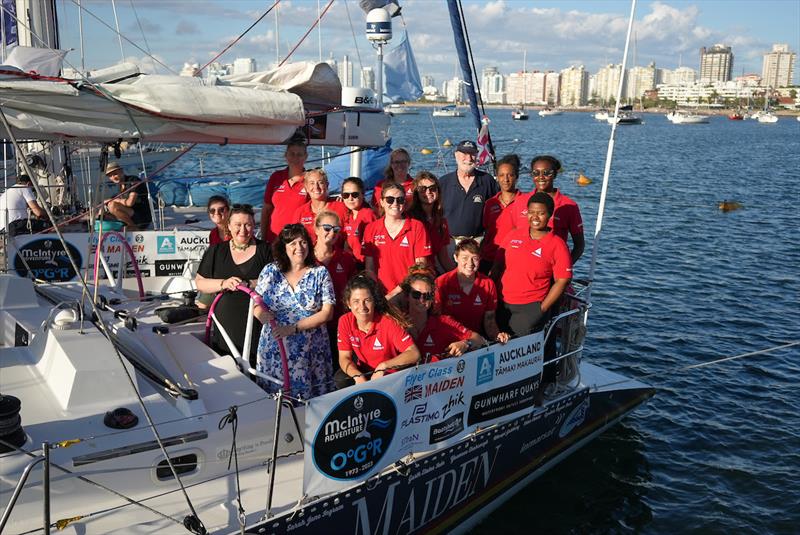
[324,141,392,193]
[383,30,423,104]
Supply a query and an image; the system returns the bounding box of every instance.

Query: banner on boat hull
[303,332,544,495]
[8,230,210,282]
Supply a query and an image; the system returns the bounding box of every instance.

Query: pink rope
[92,230,145,300]
[205,284,291,393]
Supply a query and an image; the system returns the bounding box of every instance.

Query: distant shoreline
[394,102,800,116]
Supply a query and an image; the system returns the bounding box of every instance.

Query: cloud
[176,20,200,36]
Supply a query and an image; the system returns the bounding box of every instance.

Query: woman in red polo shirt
[408,171,456,274]
[260,137,308,241]
[340,176,376,263]
[395,265,485,362]
[483,154,524,273]
[336,273,420,389]
[292,168,348,245]
[494,191,572,339]
[371,148,415,211]
[314,211,357,363]
[363,182,431,297]
[435,239,509,344]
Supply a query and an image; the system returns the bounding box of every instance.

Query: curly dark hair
[527,191,555,217]
[343,272,410,328]
[497,154,521,176]
[273,223,315,272]
[408,171,446,240]
[399,263,439,316]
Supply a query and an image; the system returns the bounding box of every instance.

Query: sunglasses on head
[318,223,341,233]
[208,207,228,215]
[417,184,438,193]
[531,169,556,178]
[383,195,406,206]
[341,191,361,200]
[409,289,434,301]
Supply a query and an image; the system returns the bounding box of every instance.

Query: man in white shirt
[0,174,46,235]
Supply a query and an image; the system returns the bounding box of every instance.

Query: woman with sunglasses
[207,195,231,245]
[260,137,308,241]
[435,239,510,344]
[340,176,376,262]
[494,192,572,384]
[408,171,457,273]
[293,168,348,245]
[363,182,431,298]
[253,224,336,399]
[499,155,585,264]
[396,265,485,362]
[483,154,525,273]
[336,273,420,389]
[314,211,358,361]
[371,148,414,211]
[196,204,272,367]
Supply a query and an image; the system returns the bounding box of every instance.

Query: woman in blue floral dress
[253,224,335,399]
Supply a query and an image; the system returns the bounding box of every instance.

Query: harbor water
[162,111,800,534]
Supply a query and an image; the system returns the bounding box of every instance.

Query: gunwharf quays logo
[13,238,82,281]
[312,390,397,481]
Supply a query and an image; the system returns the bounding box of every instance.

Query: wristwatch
[464,340,473,349]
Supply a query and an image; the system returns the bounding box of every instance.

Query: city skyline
[52,1,799,85]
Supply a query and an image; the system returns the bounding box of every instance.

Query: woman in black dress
[195,204,272,367]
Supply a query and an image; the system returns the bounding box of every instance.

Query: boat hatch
[156,453,199,480]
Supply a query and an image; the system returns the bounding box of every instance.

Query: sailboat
[512,51,529,120]
[0,3,654,534]
[666,110,710,124]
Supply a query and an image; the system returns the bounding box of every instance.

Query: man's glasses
[417,184,439,194]
[391,159,410,165]
[383,196,406,206]
[341,191,361,200]
[208,207,228,215]
[318,224,341,233]
[531,169,556,178]
[409,290,434,301]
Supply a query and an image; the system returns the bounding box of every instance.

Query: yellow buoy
[442,139,453,147]
[718,200,743,212]
[420,148,433,155]
[576,174,592,186]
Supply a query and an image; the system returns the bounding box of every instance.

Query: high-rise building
[338,55,353,87]
[594,64,624,103]
[360,67,375,91]
[699,44,733,82]
[761,44,796,88]
[421,75,435,88]
[480,66,505,104]
[625,62,657,101]
[559,65,588,107]
[442,78,465,103]
[232,58,256,75]
[660,66,697,85]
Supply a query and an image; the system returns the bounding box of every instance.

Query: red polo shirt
[343,207,377,261]
[503,189,584,243]
[498,229,572,305]
[209,227,230,246]
[371,177,414,210]
[434,269,498,333]
[320,249,358,317]
[420,218,451,259]
[362,217,431,292]
[292,200,348,245]
[416,314,471,361]
[483,191,524,261]
[263,168,308,240]
[337,312,414,371]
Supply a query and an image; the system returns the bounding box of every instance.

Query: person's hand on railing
[495,332,510,344]
[253,306,274,324]
[221,276,244,291]
[445,339,471,357]
[371,361,390,381]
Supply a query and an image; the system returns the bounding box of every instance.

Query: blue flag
[382,30,422,104]
[2,0,18,47]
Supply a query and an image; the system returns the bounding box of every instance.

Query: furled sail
[383,29,423,104]
[0,61,342,145]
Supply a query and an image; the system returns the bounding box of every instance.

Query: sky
[52,0,800,84]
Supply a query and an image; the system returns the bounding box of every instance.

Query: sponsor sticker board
[303,331,544,495]
[8,230,209,282]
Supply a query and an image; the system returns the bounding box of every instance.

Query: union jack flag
[476,116,492,165]
[404,385,423,403]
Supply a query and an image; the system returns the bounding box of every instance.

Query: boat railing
[0,447,49,533]
[542,296,590,390]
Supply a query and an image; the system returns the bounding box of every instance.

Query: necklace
[230,240,252,252]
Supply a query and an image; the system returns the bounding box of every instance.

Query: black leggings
[505,301,557,383]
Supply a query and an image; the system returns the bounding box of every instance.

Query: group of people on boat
[194,136,584,401]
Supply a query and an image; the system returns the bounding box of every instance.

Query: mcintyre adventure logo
[14,238,82,281]
[312,390,397,481]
